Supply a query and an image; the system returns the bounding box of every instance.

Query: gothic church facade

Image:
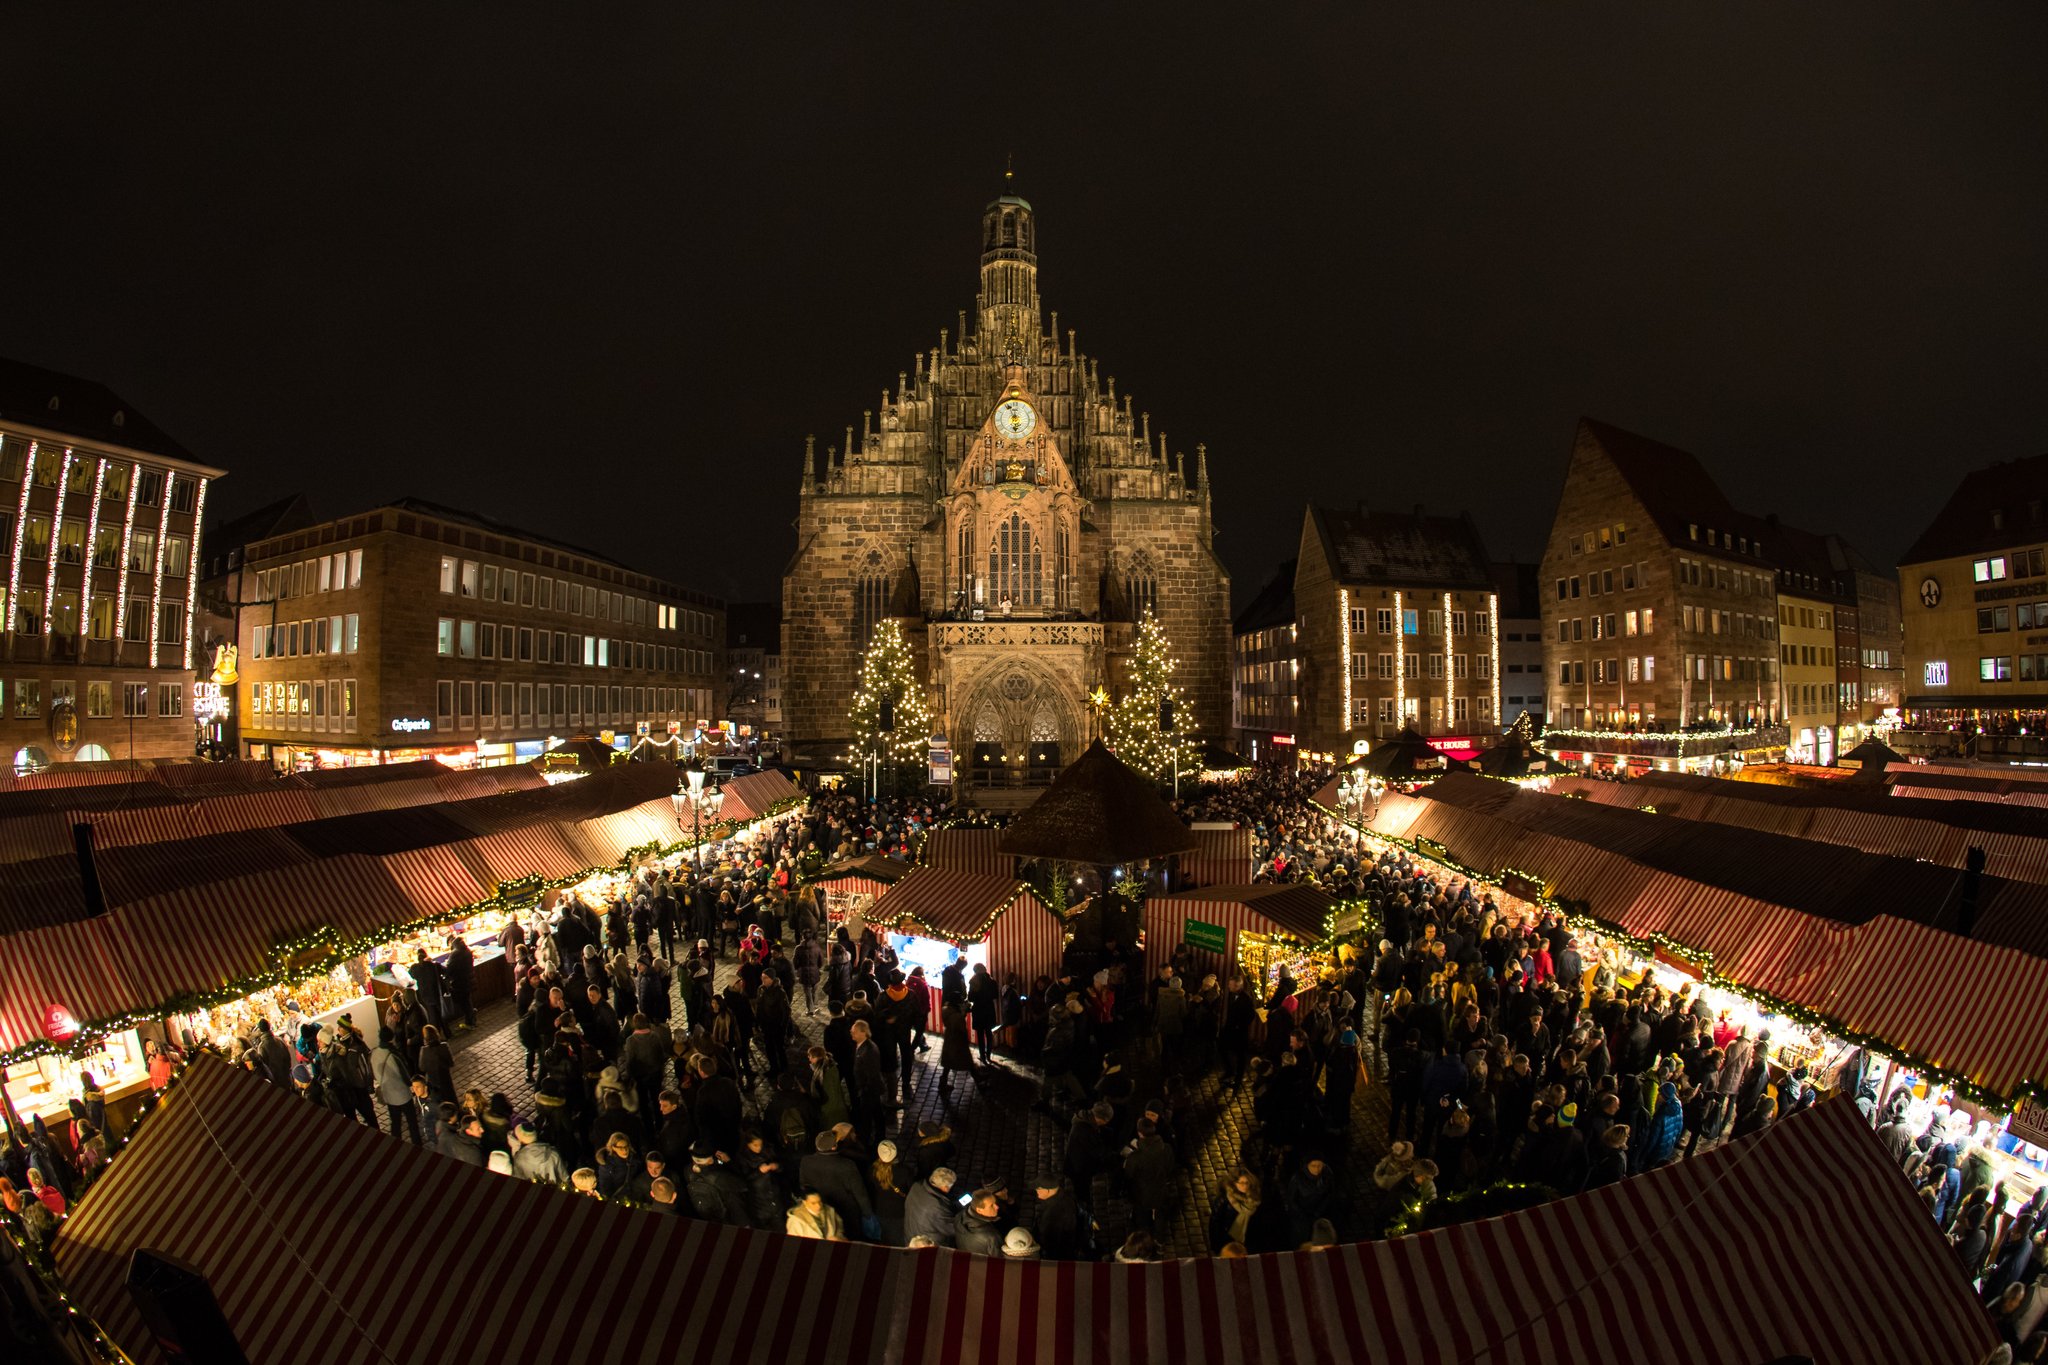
[781,182,1230,792]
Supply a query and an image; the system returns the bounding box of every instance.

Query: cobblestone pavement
[439,960,1395,1258]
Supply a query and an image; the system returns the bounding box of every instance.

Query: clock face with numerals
[1919,576,1941,608]
[993,399,1036,442]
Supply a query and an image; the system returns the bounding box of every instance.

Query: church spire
[979,164,1039,347]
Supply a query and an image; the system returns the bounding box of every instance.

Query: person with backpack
[370,1028,419,1143]
[324,1019,378,1128]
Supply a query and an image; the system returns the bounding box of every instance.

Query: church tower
[978,173,1040,359]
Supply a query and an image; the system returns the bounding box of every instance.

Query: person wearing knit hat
[486,1150,514,1176]
[1001,1226,1040,1259]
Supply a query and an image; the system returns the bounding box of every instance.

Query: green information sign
[1184,917,1228,954]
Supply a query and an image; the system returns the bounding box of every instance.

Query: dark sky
[4,5,2043,610]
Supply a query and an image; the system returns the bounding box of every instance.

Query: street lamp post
[678,758,722,872]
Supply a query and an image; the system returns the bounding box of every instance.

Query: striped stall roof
[0,810,77,866]
[717,768,803,825]
[379,845,495,919]
[919,826,1014,877]
[109,856,421,1008]
[54,1057,900,1365]
[463,826,600,886]
[867,868,1035,944]
[1808,914,2048,1100]
[52,1063,1987,1365]
[1146,885,1336,967]
[0,918,138,1054]
[1181,826,1256,888]
[815,854,917,902]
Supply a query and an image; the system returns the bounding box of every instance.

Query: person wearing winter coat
[1642,1081,1685,1169]
[1208,1170,1265,1254]
[794,933,826,1014]
[955,1190,1006,1256]
[1284,1157,1336,1248]
[967,964,1001,1065]
[938,1002,976,1096]
[509,1123,570,1186]
[903,1168,961,1247]
[1027,1174,1086,1261]
[1123,1119,1179,1233]
[786,1189,848,1240]
[684,1146,754,1226]
[370,1030,420,1144]
[1585,1124,1630,1190]
[799,1129,875,1239]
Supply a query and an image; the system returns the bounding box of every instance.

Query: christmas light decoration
[1488,592,1501,726]
[1103,611,1200,784]
[1313,790,2043,1111]
[113,462,140,663]
[1443,591,1454,724]
[846,619,935,787]
[183,475,208,669]
[1394,590,1405,725]
[43,447,73,649]
[7,439,35,633]
[77,458,107,638]
[147,473,174,666]
[1339,587,1352,733]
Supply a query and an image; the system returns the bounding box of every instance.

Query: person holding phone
[954,1187,1005,1256]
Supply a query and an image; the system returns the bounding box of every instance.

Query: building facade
[724,602,782,745]
[1,360,225,771]
[1294,503,1501,762]
[1492,561,1546,729]
[235,499,724,768]
[780,181,1231,792]
[1898,452,2048,760]
[1231,560,1297,762]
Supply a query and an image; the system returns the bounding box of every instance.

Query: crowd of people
[0,761,2025,1363]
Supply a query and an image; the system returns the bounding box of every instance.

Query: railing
[1541,726,1789,759]
[929,620,1104,650]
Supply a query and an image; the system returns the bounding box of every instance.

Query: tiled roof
[1576,418,1772,564]
[1232,558,1296,635]
[0,355,201,464]
[1900,452,2048,566]
[1309,505,1493,590]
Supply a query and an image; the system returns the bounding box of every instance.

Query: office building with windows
[1898,451,2048,760]
[1491,561,1546,730]
[1293,503,1501,763]
[0,359,225,771]
[1231,559,1298,762]
[234,499,724,768]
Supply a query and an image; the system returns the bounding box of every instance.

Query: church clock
[994,399,1036,442]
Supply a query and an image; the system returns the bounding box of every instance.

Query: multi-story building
[780,179,1232,791]
[1898,452,2048,762]
[1772,524,1854,765]
[1491,561,1546,729]
[724,602,782,745]
[1231,559,1298,762]
[194,494,318,758]
[1,359,226,770]
[1294,503,1500,762]
[235,499,725,769]
[1538,419,1787,774]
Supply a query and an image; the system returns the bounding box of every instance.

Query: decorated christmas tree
[1104,612,1201,785]
[847,619,935,784]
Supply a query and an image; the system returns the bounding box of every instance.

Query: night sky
[5,6,2044,610]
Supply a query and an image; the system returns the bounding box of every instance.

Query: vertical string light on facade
[182,477,208,670]
[43,448,74,654]
[1393,590,1405,727]
[1488,592,1501,727]
[78,459,108,646]
[147,474,175,667]
[1338,588,1352,734]
[1443,591,1454,728]
[113,462,141,663]
[7,440,35,632]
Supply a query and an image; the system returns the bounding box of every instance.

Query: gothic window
[1125,564,1158,621]
[987,512,1042,607]
[1055,520,1072,608]
[957,519,975,597]
[973,704,1003,742]
[1029,708,1058,742]
[853,563,890,647]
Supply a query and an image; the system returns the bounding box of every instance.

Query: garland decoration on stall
[1311,792,2047,1112]
[0,794,811,1070]
[1384,1178,1560,1239]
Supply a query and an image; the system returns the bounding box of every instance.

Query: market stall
[863,868,1065,1024]
[715,768,803,825]
[918,826,1013,876]
[1178,824,1255,888]
[1144,884,1337,997]
[811,853,915,922]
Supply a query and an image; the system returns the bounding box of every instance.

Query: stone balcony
[928,619,1105,651]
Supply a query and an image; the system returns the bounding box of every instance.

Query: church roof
[1307,504,1493,591]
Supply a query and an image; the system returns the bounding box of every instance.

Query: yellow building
[1777,589,1840,763]
[1898,452,2048,750]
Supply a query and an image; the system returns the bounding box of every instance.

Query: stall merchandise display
[168,966,363,1053]
[2,1031,146,1125]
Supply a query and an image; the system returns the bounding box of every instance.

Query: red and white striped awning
[1146,885,1335,965]
[815,854,917,902]
[919,826,1014,877]
[54,1063,1989,1365]
[1181,826,1256,887]
[867,868,1038,944]
[717,768,803,825]
[0,918,138,1053]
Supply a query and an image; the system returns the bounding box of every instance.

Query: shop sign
[1416,836,1449,863]
[390,717,432,733]
[1183,918,1228,953]
[1500,871,1545,904]
[2012,1097,2048,1149]
[43,1005,79,1045]
[1270,734,1295,746]
[210,642,240,686]
[193,681,232,724]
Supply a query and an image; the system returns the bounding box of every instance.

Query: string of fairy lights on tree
[845,619,934,783]
[1103,611,1200,784]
